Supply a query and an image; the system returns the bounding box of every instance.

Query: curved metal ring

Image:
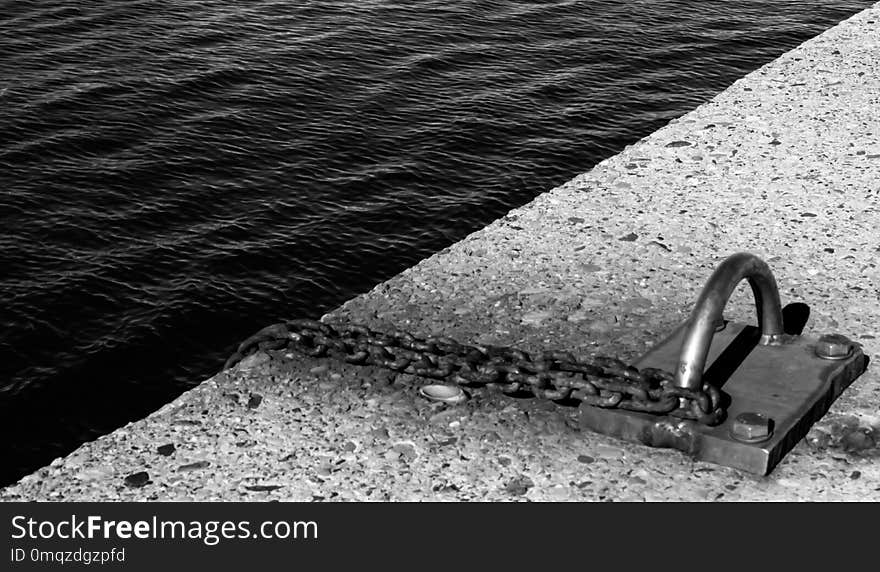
[675,252,785,390]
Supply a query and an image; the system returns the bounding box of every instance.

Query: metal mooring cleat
[579,252,869,475]
[226,252,869,476]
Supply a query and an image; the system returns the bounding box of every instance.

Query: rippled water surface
[0,0,873,484]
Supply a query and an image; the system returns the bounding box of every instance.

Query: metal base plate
[579,322,868,475]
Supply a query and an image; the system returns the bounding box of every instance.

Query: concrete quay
[3,4,880,501]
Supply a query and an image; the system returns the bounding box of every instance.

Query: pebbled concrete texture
[4,4,880,501]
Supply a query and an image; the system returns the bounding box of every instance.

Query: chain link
[224,319,725,425]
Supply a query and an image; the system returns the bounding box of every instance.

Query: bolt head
[815,334,854,360]
[730,412,773,443]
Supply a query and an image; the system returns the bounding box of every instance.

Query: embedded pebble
[76,466,113,482]
[157,444,175,456]
[124,472,150,488]
[370,427,390,440]
[392,442,418,460]
[595,446,624,460]
[341,441,358,452]
[504,476,534,496]
[521,311,554,326]
[177,461,210,472]
[245,485,282,492]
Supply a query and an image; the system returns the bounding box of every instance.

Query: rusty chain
[224,318,725,425]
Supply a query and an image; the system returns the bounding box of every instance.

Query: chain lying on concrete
[224,319,725,425]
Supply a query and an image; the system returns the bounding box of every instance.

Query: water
[0,0,872,485]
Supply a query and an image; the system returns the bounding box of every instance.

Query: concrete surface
[3,4,880,501]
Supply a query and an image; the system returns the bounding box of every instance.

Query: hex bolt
[814,333,854,360]
[730,412,774,443]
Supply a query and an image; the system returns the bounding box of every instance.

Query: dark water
[0,0,872,485]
